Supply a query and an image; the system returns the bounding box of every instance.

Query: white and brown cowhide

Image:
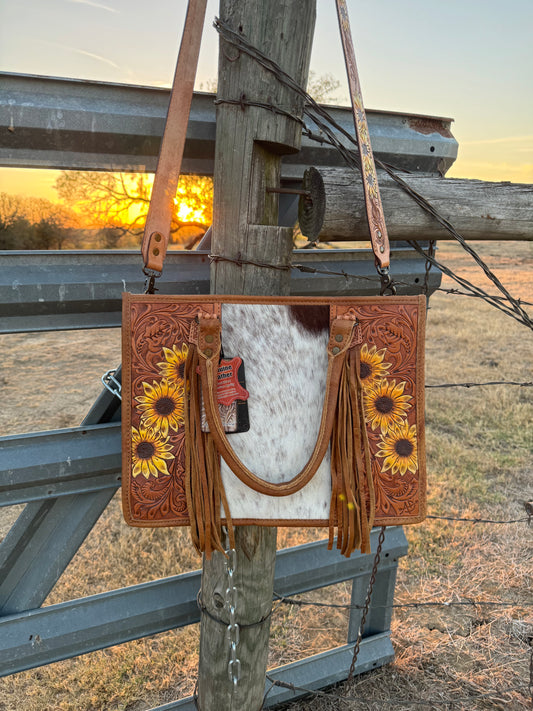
[219,303,332,523]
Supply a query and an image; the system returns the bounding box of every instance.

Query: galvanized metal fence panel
[0,530,407,677]
[1,424,121,505]
[0,247,439,333]
[0,72,458,176]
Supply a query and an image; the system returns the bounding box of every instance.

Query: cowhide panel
[219,304,331,522]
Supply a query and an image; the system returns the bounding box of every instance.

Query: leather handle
[196,316,357,497]
[141,0,207,273]
[336,0,390,269]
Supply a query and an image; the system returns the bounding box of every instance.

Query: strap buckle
[378,266,396,296]
[143,267,161,294]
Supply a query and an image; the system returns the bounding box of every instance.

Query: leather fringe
[185,338,374,560]
[328,347,375,557]
[184,343,234,559]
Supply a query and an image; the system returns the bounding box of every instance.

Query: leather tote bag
[121,0,426,558]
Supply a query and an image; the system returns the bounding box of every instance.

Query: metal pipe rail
[0,530,408,709]
[0,72,458,177]
[0,246,439,333]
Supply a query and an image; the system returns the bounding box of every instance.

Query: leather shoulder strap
[335,0,390,269]
[141,0,207,273]
[142,0,390,274]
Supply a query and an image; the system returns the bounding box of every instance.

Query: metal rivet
[205,348,212,357]
[332,346,340,355]
[152,248,160,256]
[335,334,343,342]
[205,334,213,343]
[154,233,162,242]
[379,246,384,253]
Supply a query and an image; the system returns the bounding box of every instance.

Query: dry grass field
[0,240,531,710]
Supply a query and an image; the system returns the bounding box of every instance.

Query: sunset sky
[1,0,532,201]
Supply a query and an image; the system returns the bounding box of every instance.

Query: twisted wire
[214,17,532,331]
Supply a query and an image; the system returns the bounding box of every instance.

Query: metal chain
[347,526,386,683]
[101,368,122,401]
[529,644,533,704]
[224,536,241,688]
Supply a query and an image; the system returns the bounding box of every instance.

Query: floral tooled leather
[123,296,425,527]
[334,301,424,524]
[124,300,219,525]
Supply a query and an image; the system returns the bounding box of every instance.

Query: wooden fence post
[196,1,316,708]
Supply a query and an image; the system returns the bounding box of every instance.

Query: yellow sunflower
[363,378,412,434]
[359,343,391,388]
[131,424,174,479]
[136,379,184,437]
[157,343,189,385]
[377,420,417,476]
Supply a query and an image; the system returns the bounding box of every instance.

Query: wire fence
[214,16,533,336]
[2,21,530,710]
[210,18,533,709]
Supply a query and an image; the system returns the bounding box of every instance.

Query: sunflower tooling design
[132,345,186,478]
[363,378,412,434]
[377,420,418,476]
[358,344,391,387]
[135,378,185,438]
[157,344,189,384]
[360,344,417,477]
[131,423,174,479]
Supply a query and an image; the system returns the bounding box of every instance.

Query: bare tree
[54,171,213,247]
[0,193,79,249]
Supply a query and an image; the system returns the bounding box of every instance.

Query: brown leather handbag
[121,0,426,558]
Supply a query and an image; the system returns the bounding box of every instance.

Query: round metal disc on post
[298,166,326,242]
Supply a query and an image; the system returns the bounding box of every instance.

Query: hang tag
[201,357,250,433]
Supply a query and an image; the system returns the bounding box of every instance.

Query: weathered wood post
[196,1,316,708]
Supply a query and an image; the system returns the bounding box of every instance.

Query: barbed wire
[209,252,532,391]
[294,258,533,311]
[426,380,533,388]
[437,286,533,307]
[406,240,532,329]
[273,593,533,614]
[214,17,533,332]
[212,18,532,708]
[270,503,532,618]
[427,514,531,524]
[210,251,531,311]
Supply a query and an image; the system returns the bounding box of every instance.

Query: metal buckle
[377,266,396,296]
[142,267,161,294]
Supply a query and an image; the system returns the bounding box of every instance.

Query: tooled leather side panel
[334,298,425,525]
[124,299,218,525]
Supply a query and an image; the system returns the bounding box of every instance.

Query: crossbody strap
[141,0,207,274]
[140,0,390,277]
[194,313,359,497]
[336,0,390,270]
